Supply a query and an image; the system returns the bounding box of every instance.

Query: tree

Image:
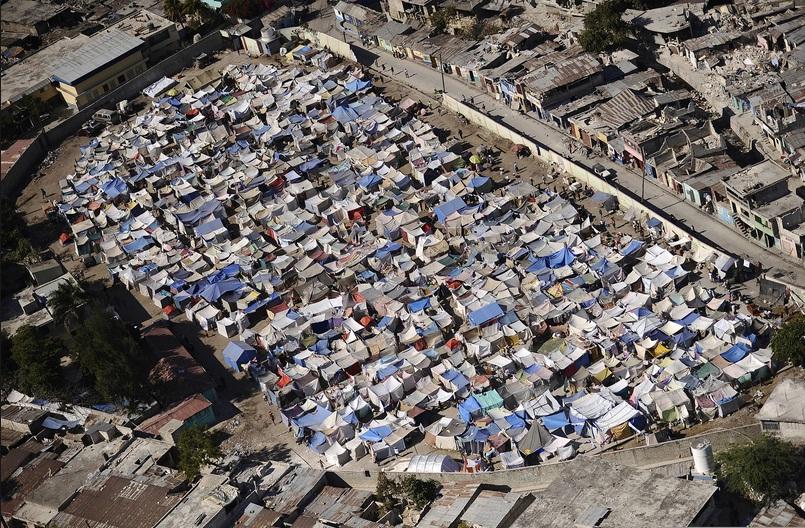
[68,306,146,404]
[578,0,638,53]
[48,280,91,332]
[1,331,18,393]
[375,472,399,514]
[10,325,65,398]
[400,476,440,509]
[715,435,804,505]
[430,7,456,34]
[771,315,805,367]
[176,425,221,480]
[164,0,184,24]
[182,0,215,28]
[222,0,270,19]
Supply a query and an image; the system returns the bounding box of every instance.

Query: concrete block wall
[593,424,762,468]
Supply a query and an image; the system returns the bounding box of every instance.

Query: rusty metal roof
[522,53,602,95]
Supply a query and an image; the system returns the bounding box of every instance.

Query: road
[308,7,804,289]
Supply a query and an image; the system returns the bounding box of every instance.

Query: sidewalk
[309,12,804,288]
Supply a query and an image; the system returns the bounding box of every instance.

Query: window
[102,83,110,93]
[761,421,780,431]
[117,74,126,84]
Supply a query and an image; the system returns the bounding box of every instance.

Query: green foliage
[1,330,18,392]
[400,475,440,509]
[68,306,145,404]
[164,0,184,23]
[176,425,221,480]
[0,200,35,264]
[430,7,456,34]
[375,472,398,514]
[222,0,270,19]
[374,474,440,513]
[49,280,91,330]
[182,0,215,28]
[715,435,804,505]
[10,325,65,398]
[771,315,805,367]
[579,0,640,53]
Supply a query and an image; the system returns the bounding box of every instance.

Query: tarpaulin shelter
[223,340,257,371]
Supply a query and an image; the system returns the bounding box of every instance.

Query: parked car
[92,108,122,124]
[79,119,103,136]
[592,163,615,180]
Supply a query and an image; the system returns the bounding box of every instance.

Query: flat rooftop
[0,35,90,106]
[511,459,717,528]
[724,160,790,196]
[0,0,67,25]
[755,193,804,219]
[108,10,174,40]
[51,29,143,85]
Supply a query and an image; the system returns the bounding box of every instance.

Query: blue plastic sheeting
[548,248,575,268]
[468,303,504,326]
[101,178,128,199]
[469,176,490,188]
[309,431,327,448]
[590,191,613,202]
[123,236,153,254]
[619,240,644,256]
[175,200,222,226]
[244,297,271,314]
[359,424,393,442]
[332,105,359,123]
[505,413,526,429]
[207,264,240,284]
[408,298,431,312]
[200,278,243,302]
[345,79,372,92]
[196,218,225,237]
[676,312,701,326]
[458,396,481,422]
[358,173,382,189]
[377,360,403,381]
[434,197,467,223]
[541,411,570,430]
[299,158,323,172]
[222,340,256,371]
[74,178,98,193]
[721,342,751,363]
[442,369,469,390]
[647,217,662,228]
[375,242,401,259]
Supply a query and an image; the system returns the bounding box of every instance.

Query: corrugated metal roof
[51,29,143,85]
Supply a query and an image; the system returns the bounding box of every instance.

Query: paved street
[308,8,804,289]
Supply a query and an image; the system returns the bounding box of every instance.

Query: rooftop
[51,29,144,85]
[108,10,174,40]
[155,474,236,528]
[757,378,805,423]
[0,0,67,26]
[49,473,185,528]
[0,35,90,107]
[137,394,212,436]
[511,459,717,528]
[523,53,602,96]
[622,3,702,34]
[262,468,325,515]
[755,192,804,219]
[723,160,790,196]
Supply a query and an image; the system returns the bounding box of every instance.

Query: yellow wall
[55,51,147,108]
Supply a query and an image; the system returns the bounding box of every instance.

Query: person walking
[40,188,47,199]
[512,161,519,174]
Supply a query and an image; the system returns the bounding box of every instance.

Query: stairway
[732,214,750,236]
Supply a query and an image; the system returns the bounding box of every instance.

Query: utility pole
[641,169,646,202]
[439,52,446,93]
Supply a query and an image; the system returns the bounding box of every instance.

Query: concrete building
[722,160,799,248]
[137,393,216,444]
[156,474,239,528]
[0,0,78,45]
[382,0,438,24]
[510,459,718,527]
[0,35,90,109]
[756,378,805,440]
[108,10,180,65]
[50,29,147,109]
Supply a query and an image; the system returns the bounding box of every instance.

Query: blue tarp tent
[196,218,225,238]
[359,424,393,442]
[547,247,575,268]
[721,342,751,363]
[222,340,256,371]
[434,197,467,223]
[358,173,382,189]
[101,178,128,199]
[408,298,431,312]
[293,405,332,429]
[123,237,153,254]
[541,411,571,431]
[468,303,504,326]
[345,79,372,92]
[332,105,359,123]
[458,396,481,422]
[620,240,644,256]
[200,278,243,302]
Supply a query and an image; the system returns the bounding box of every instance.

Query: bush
[715,435,804,505]
[579,0,641,53]
[770,315,805,367]
[400,475,440,509]
[176,426,221,480]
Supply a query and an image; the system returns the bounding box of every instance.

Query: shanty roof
[51,29,144,85]
[757,378,805,423]
[522,53,602,96]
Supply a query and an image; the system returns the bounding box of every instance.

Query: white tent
[406,454,462,473]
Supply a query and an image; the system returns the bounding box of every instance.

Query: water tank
[261,26,277,40]
[691,439,715,475]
